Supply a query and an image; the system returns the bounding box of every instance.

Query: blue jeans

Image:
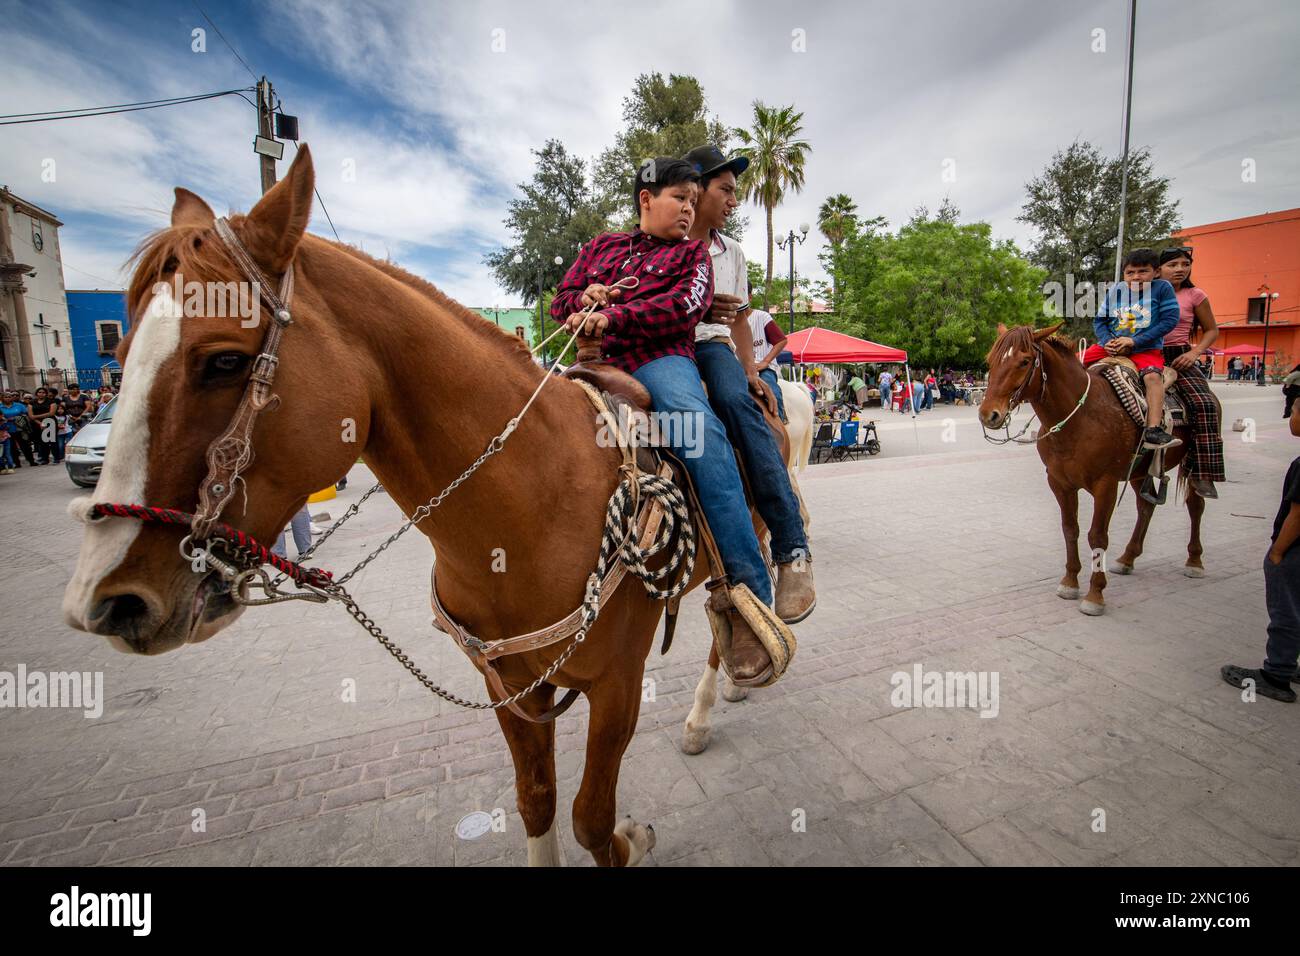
[695,343,809,560]
[922,387,934,410]
[273,506,313,558]
[0,437,13,468]
[633,354,779,604]
[758,367,787,423]
[880,388,892,410]
[1263,549,1300,681]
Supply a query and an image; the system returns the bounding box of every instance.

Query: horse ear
[171,188,215,228]
[1033,322,1064,341]
[241,144,315,273]
[996,323,1008,336]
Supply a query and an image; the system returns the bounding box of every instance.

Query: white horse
[681,375,816,754]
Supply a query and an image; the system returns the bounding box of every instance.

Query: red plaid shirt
[551,229,714,374]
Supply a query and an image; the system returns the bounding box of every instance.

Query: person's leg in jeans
[1263,549,1300,684]
[758,367,786,423]
[695,343,809,566]
[632,354,772,604]
[0,436,13,469]
[289,506,312,555]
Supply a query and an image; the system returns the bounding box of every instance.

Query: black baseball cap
[683,145,749,182]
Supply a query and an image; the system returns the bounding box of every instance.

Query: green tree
[485,140,612,359]
[817,194,858,311]
[1018,140,1180,337]
[840,212,1045,369]
[732,102,811,308]
[595,72,735,231]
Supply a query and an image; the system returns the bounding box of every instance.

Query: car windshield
[92,396,116,424]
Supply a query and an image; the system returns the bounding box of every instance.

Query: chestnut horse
[60,146,756,866]
[979,323,1209,615]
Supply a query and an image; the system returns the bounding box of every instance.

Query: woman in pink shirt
[1159,247,1224,497]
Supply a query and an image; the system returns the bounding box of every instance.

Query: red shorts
[1082,344,1164,373]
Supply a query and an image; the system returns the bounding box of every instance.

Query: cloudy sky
[3,0,1297,308]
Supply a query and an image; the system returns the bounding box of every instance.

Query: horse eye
[1019,357,1030,367]
[203,352,250,381]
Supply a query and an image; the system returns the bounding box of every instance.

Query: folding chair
[810,422,834,464]
[830,421,861,462]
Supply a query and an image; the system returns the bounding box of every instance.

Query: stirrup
[1139,475,1169,506]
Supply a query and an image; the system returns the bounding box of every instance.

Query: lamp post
[774,223,810,335]
[513,252,565,356]
[1258,290,1280,386]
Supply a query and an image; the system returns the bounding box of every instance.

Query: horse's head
[979,322,1062,429]
[63,145,363,654]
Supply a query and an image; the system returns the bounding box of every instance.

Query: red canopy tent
[1217,343,1275,356]
[782,327,908,363]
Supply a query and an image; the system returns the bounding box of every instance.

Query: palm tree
[733,102,811,308]
[817,193,858,311]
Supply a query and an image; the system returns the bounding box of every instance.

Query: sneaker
[1220,665,1296,703]
[1142,426,1182,450]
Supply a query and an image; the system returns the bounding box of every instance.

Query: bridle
[981,335,1090,445]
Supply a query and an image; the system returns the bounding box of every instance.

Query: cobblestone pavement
[1,385,1296,866]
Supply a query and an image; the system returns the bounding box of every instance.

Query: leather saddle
[1094,356,1186,429]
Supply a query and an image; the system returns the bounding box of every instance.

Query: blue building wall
[66,291,128,387]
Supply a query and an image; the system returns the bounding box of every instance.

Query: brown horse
[979,323,1208,615]
[60,145,731,866]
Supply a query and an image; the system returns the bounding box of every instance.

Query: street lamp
[513,252,566,353]
[774,223,810,335]
[1258,290,1280,386]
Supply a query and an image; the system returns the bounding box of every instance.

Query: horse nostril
[90,593,152,632]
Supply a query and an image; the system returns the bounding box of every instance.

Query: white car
[65,396,115,488]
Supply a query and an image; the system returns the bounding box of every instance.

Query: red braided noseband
[90,503,334,589]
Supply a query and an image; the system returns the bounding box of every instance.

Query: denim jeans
[695,342,809,561]
[758,367,787,423]
[880,387,892,410]
[1263,548,1300,681]
[633,353,777,604]
[0,437,13,468]
[273,506,313,558]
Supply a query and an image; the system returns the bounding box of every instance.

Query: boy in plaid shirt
[552,158,783,684]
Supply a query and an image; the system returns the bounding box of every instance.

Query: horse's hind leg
[1185,485,1206,577]
[1049,476,1082,599]
[682,644,726,755]
[573,673,654,866]
[1116,479,1156,574]
[494,689,560,867]
[1081,480,1119,615]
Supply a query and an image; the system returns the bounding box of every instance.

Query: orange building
[1172,208,1300,378]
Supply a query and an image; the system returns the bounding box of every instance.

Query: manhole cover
[455,811,493,841]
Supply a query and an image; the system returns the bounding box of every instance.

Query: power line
[0,88,253,126]
[292,141,341,243]
[192,1,259,81]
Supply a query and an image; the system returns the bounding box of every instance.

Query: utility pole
[1112,0,1138,285]
[257,76,277,195]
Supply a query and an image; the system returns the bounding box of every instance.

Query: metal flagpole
[1112,0,1138,285]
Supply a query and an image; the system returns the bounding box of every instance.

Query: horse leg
[1081,480,1118,615]
[1184,485,1206,577]
[572,674,655,867]
[1050,477,1082,600]
[1115,479,1156,574]
[493,689,560,866]
[681,644,720,755]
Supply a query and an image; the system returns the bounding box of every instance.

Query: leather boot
[707,588,773,685]
[775,557,816,624]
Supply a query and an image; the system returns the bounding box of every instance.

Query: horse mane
[986,324,1076,366]
[126,221,543,378]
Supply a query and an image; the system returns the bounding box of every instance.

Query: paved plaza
[0,383,1296,866]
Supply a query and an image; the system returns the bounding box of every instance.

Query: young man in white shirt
[682,144,814,624]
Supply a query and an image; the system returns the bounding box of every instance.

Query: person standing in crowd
[1283,363,1300,419]
[923,370,937,410]
[1,389,36,468]
[272,505,314,559]
[27,386,61,464]
[910,374,924,414]
[878,367,894,411]
[0,413,14,474]
[1221,400,1300,703]
[1158,248,1225,498]
[746,286,789,423]
[61,384,91,431]
[96,386,114,410]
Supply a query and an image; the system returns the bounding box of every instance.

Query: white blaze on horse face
[63,285,184,631]
[1004,347,1014,362]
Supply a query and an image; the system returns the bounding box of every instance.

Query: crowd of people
[1225,355,1266,380]
[0,383,114,474]
[834,367,982,415]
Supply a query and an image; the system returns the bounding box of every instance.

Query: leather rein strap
[191,217,296,543]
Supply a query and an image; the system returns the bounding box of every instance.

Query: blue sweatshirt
[1095,278,1179,352]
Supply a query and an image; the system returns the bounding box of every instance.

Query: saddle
[1094,356,1187,431]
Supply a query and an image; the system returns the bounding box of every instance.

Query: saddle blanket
[1098,363,1186,431]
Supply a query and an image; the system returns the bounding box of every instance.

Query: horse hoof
[1079,601,1105,617]
[1183,565,1205,578]
[614,817,655,866]
[1056,585,1081,600]
[721,680,749,703]
[1113,563,1133,575]
[680,726,711,755]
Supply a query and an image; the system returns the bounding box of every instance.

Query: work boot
[727,617,773,684]
[775,556,816,624]
[1190,479,1219,499]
